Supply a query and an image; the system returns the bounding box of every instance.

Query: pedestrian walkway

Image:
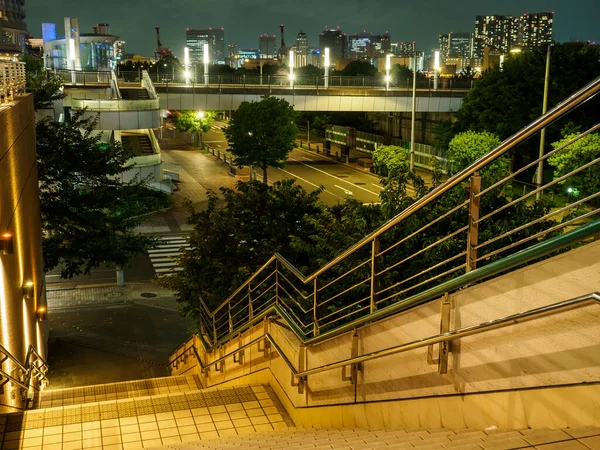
[148,235,190,276]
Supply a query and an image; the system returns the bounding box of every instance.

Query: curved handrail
[208,75,600,319]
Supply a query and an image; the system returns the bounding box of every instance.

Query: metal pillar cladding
[466,172,481,272]
[324,47,330,90]
[203,43,209,87]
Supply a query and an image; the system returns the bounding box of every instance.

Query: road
[203,122,382,206]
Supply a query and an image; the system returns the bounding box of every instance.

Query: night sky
[26,0,600,57]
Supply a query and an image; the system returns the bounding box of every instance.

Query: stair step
[38,374,202,408]
[0,385,293,449]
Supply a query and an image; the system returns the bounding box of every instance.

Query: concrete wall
[0,95,47,412]
[173,239,600,429]
[369,111,456,146]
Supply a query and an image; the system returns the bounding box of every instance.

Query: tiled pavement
[154,426,600,449]
[0,384,293,450]
[38,375,203,409]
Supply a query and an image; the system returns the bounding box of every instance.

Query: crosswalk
[148,235,190,276]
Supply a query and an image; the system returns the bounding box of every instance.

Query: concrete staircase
[0,378,293,449]
[120,89,151,100]
[0,375,598,449]
[149,427,600,449]
[121,135,154,156]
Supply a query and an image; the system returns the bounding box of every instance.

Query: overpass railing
[118,71,472,92]
[172,75,600,351]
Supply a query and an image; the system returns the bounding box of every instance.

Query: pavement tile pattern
[0,384,292,450]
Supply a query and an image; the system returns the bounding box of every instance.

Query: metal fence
[117,71,473,93]
[0,61,26,104]
[175,76,600,349]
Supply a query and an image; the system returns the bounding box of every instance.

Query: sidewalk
[47,282,180,312]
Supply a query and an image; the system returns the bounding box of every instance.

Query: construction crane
[278,24,287,63]
[154,26,173,62]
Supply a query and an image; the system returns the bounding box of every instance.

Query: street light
[324,47,330,90]
[385,54,391,90]
[433,50,440,91]
[184,46,191,85]
[289,50,295,88]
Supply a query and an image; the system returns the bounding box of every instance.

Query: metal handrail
[172,292,600,382]
[207,75,600,323]
[0,343,49,396]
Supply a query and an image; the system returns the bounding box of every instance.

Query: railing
[54,69,112,86]
[0,343,49,408]
[172,293,600,385]
[0,60,26,104]
[70,97,159,111]
[179,75,600,351]
[118,71,472,93]
[141,70,158,100]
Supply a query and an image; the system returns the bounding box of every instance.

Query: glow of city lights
[184,70,191,80]
[385,75,391,82]
[196,111,205,119]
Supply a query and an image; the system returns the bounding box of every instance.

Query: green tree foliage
[224,95,297,183]
[24,69,64,110]
[172,110,215,146]
[341,60,378,77]
[448,131,507,183]
[457,42,600,144]
[37,112,171,278]
[372,145,410,178]
[295,64,323,79]
[548,131,600,199]
[156,180,325,317]
[431,119,455,152]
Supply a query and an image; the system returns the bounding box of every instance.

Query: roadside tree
[172,110,215,146]
[224,95,297,183]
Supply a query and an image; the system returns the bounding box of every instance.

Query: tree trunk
[262,165,268,184]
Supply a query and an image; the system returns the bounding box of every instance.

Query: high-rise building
[319,27,347,63]
[393,42,415,57]
[517,12,554,50]
[474,12,553,57]
[449,32,473,58]
[379,31,391,54]
[259,34,276,59]
[295,31,308,67]
[186,28,226,65]
[0,0,28,57]
[348,32,372,59]
[439,34,450,61]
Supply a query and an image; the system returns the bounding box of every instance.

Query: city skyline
[25,0,600,58]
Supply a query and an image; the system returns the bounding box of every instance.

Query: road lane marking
[334,185,354,196]
[287,157,380,198]
[277,168,343,200]
[371,183,383,189]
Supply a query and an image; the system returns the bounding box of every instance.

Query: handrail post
[248,282,253,320]
[212,316,217,343]
[313,278,320,336]
[228,303,233,334]
[275,260,280,302]
[466,172,481,272]
[370,237,380,312]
